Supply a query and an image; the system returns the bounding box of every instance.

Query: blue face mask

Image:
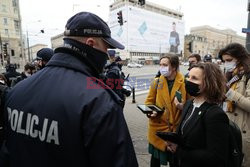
[159,66,171,77]
[224,62,236,73]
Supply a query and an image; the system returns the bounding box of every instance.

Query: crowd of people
[0,47,54,88]
[0,11,249,167]
[144,44,250,167]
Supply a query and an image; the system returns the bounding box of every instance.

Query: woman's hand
[146,111,158,118]
[166,141,178,153]
[174,97,183,110]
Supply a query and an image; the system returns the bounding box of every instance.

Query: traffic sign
[242,28,250,33]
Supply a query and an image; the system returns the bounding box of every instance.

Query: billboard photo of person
[169,22,180,53]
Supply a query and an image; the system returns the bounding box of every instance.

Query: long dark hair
[219,43,250,74]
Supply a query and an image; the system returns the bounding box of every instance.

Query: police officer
[203,54,212,63]
[3,64,21,87]
[35,48,54,70]
[0,12,138,167]
[104,50,127,107]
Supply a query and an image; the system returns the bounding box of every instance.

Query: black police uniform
[105,62,126,104]
[0,42,138,166]
[3,64,21,87]
[0,83,9,148]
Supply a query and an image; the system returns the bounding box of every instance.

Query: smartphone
[175,91,182,102]
[137,104,163,114]
[147,105,163,113]
[137,104,152,114]
[156,131,181,144]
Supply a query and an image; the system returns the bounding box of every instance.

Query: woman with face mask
[145,55,187,167]
[11,63,36,87]
[218,43,250,167]
[166,63,229,167]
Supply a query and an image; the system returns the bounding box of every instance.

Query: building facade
[51,33,64,50]
[0,0,24,67]
[50,1,184,64]
[184,25,246,60]
[25,44,48,61]
[109,0,184,63]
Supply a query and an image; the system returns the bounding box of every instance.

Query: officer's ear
[85,38,95,47]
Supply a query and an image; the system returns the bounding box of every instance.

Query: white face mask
[0,80,5,85]
[25,72,31,77]
[224,62,236,73]
[106,60,111,65]
[160,66,171,77]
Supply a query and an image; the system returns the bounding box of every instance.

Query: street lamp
[26,30,31,62]
[25,20,42,62]
[123,75,136,103]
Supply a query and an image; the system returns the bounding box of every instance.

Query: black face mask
[185,80,201,97]
[64,38,108,74]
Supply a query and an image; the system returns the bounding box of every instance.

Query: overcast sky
[19,0,248,47]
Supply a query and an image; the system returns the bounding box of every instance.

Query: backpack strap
[153,77,160,98]
[151,77,160,106]
[204,105,244,167]
[200,104,220,130]
[155,77,160,87]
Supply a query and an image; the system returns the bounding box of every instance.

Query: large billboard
[108,5,185,54]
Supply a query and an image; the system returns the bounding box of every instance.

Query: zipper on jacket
[181,106,195,135]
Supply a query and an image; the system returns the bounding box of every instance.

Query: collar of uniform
[46,48,97,78]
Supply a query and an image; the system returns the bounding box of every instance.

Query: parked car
[183,62,189,66]
[127,62,143,68]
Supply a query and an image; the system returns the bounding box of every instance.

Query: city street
[124,94,151,167]
[123,65,189,95]
[122,65,189,77]
[0,0,247,166]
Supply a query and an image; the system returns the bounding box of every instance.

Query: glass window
[3,18,8,25]
[2,5,7,12]
[16,29,20,35]
[14,7,18,13]
[4,29,9,35]
[14,20,19,29]
[12,0,17,7]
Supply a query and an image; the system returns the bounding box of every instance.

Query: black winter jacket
[175,100,229,167]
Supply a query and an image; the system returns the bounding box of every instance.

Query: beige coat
[226,75,250,167]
